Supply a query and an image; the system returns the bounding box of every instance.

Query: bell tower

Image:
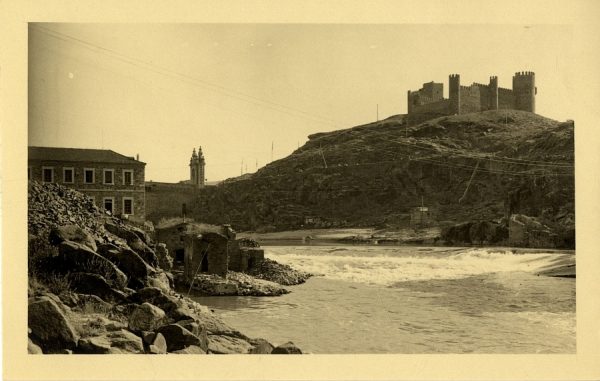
[189,147,206,188]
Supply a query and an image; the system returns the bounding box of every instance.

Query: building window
[103,197,114,215]
[42,167,54,183]
[84,168,95,184]
[122,197,134,215]
[123,169,134,185]
[103,169,114,185]
[63,167,74,184]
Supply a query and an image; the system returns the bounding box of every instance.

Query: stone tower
[489,76,499,110]
[189,147,206,188]
[448,74,461,115]
[512,71,536,113]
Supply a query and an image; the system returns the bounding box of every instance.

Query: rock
[28,296,79,352]
[97,244,154,288]
[49,225,97,252]
[207,335,252,354]
[246,258,312,286]
[105,321,127,332]
[128,303,166,332]
[272,342,302,354]
[509,214,558,248]
[28,338,43,354]
[69,272,127,303]
[249,338,274,354]
[146,271,171,293]
[151,333,167,354]
[141,331,156,345]
[105,330,144,353]
[73,293,113,314]
[105,220,158,267]
[77,336,112,354]
[77,330,144,354]
[171,345,206,354]
[157,324,205,352]
[57,241,127,289]
[128,287,182,317]
[155,243,172,271]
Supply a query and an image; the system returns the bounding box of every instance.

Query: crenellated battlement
[406,70,536,124]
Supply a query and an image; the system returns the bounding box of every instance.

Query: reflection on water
[192,246,575,354]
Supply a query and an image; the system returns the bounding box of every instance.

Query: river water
[192,246,575,354]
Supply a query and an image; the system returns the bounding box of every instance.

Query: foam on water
[265,246,572,286]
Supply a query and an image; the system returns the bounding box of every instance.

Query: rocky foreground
[28,181,303,354]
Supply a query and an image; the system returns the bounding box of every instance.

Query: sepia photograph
[26,22,575,355]
[3,1,600,380]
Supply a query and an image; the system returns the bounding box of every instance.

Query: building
[28,146,146,218]
[407,71,537,125]
[410,206,434,228]
[189,147,206,188]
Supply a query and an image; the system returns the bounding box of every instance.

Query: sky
[28,23,575,182]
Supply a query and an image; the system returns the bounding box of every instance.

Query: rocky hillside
[193,110,574,235]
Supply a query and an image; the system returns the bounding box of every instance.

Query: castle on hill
[407,71,536,125]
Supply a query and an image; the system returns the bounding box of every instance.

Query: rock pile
[246,258,312,286]
[181,271,290,296]
[27,181,302,354]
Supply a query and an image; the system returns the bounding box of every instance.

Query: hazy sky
[28,23,574,182]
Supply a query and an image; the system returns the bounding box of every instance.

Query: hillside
[192,110,574,237]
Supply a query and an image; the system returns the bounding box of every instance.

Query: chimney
[136,153,139,161]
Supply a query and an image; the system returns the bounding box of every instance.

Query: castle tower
[189,147,206,188]
[449,74,461,115]
[489,76,499,110]
[512,71,536,112]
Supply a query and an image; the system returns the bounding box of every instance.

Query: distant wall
[407,98,452,125]
[145,182,198,223]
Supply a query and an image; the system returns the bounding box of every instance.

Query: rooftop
[28,146,145,165]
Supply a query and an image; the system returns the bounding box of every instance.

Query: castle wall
[498,88,516,109]
[459,85,483,114]
[407,98,452,125]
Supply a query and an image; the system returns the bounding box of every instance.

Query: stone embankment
[28,181,302,354]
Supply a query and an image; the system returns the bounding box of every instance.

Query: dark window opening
[84,169,94,184]
[123,198,133,215]
[63,168,74,183]
[103,198,113,214]
[174,249,185,264]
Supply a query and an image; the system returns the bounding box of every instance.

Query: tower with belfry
[189,147,206,188]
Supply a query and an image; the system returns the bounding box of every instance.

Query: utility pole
[271,141,274,163]
[377,104,379,122]
[241,159,244,175]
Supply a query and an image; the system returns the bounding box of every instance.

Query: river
[192,246,575,353]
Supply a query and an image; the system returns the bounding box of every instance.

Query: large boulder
[127,287,183,318]
[156,324,206,352]
[49,225,97,252]
[105,220,159,267]
[28,338,43,354]
[57,241,127,289]
[28,296,79,352]
[150,333,167,354]
[78,330,144,354]
[68,272,128,303]
[171,345,206,354]
[128,303,167,332]
[248,338,274,354]
[271,342,302,354]
[97,243,154,288]
[207,335,252,354]
[509,214,558,248]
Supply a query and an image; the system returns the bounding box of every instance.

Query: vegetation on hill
[194,110,574,240]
